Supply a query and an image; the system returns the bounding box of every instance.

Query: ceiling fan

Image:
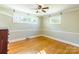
[36,4,49,13]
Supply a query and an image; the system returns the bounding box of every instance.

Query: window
[13,11,39,24]
[50,15,61,24]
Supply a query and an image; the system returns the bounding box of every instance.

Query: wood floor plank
[8,36,79,54]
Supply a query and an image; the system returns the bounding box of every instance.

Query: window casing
[13,11,39,24]
[50,15,61,24]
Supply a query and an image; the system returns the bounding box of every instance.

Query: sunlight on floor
[37,50,46,54]
[15,49,47,54]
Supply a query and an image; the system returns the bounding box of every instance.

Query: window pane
[13,11,39,24]
[50,15,61,24]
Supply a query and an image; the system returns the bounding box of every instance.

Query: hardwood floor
[8,36,79,54]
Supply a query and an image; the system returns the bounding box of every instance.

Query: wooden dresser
[0,29,8,54]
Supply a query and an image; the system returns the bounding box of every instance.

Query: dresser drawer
[0,29,8,54]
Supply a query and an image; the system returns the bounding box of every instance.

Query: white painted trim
[63,8,79,13]
[0,11,12,17]
[29,35,42,38]
[9,34,79,47]
[42,35,79,47]
[9,35,42,43]
[9,38,26,43]
[9,30,40,32]
[46,30,79,35]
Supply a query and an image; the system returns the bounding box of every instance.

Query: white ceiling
[2,4,79,16]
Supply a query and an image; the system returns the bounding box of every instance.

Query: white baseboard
[9,34,79,47]
[9,35,42,43]
[42,35,79,47]
[29,35,42,38]
[9,38,26,43]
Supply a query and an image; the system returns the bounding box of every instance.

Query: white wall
[43,9,79,45]
[1,5,79,45]
[8,23,40,41]
[0,6,40,42]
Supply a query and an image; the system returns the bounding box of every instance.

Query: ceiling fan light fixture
[36,4,49,13]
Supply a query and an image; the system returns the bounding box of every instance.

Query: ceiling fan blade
[38,5,42,9]
[42,9,46,13]
[42,7,49,9]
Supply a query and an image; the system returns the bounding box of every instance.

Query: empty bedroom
[0,4,79,54]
